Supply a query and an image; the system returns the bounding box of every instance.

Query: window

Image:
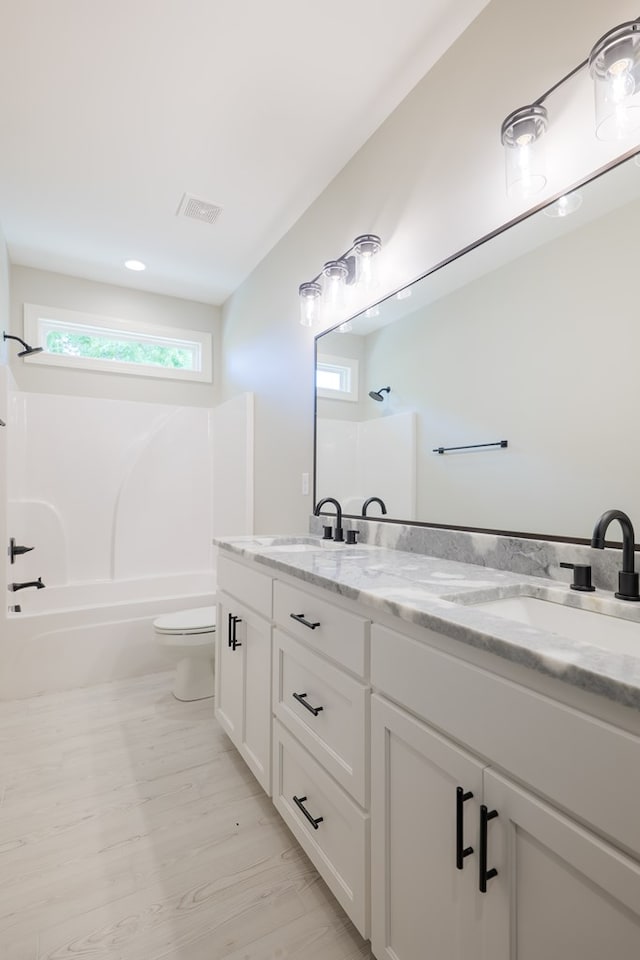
[316,353,359,401]
[23,304,213,382]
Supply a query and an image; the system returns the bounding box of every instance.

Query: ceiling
[0,0,489,305]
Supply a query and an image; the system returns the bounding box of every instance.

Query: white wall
[221,0,640,534]
[9,266,221,405]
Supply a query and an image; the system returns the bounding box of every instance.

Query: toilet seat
[153,606,216,636]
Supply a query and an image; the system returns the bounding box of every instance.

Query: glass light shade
[322,259,349,313]
[501,105,548,199]
[589,22,640,141]
[298,281,322,327]
[353,234,381,296]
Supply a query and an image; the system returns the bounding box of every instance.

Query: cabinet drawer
[273,720,370,937]
[273,629,369,806]
[371,623,640,858]
[217,554,272,619]
[273,580,368,677]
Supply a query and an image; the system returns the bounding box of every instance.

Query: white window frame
[316,353,359,402]
[23,303,213,382]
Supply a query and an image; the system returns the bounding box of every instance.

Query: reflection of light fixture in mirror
[338,319,353,333]
[365,305,380,319]
[501,18,640,198]
[368,386,391,402]
[299,281,322,327]
[298,234,382,326]
[543,191,583,218]
[2,332,44,357]
[589,22,640,140]
[396,287,412,300]
[501,105,548,199]
[125,259,146,271]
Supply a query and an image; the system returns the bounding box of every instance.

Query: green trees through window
[46,331,194,369]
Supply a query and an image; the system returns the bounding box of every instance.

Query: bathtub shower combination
[2,388,253,699]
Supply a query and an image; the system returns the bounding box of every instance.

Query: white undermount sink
[472,595,640,657]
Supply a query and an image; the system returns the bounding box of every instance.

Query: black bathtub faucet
[8,577,46,592]
[314,498,344,542]
[591,509,640,601]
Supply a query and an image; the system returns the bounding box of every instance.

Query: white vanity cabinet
[214,545,640,958]
[370,623,640,959]
[371,694,486,960]
[215,556,273,794]
[271,578,371,937]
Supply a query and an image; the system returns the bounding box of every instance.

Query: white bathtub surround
[0,672,368,959]
[7,392,215,586]
[316,411,416,517]
[309,514,630,594]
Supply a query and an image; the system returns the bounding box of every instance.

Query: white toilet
[153,605,216,701]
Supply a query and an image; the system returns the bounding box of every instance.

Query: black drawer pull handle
[456,787,474,870]
[229,614,242,650]
[290,613,321,630]
[292,692,324,717]
[293,795,324,829]
[479,804,499,892]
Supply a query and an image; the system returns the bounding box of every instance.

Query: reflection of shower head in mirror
[368,386,391,402]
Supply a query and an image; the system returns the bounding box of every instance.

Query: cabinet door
[238,601,272,794]
[371,695,486,960]
[215,593,272,794]
[215,594,243,746]
[482,769,640,960]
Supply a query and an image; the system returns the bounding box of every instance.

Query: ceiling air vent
[176,193,222,224]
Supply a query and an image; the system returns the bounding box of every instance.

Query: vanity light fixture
[298,234,382,326]
[501,18,640,199]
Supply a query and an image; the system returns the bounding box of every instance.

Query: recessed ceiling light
[125,259,146,271]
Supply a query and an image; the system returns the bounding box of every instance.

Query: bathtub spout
[8,577,46,592]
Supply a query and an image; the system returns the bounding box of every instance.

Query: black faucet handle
[346,529,359,545]
[322,525,334,540]
[560,562,595,592]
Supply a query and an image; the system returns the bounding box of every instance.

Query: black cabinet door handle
[227,612,234,648]
[293,795,324,829]
[229,614,242,650]
[290,613,320,630]
[456,787,474,869]
[479,804,499,892]
[292,692,324,717]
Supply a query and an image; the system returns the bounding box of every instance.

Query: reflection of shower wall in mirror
[316,412,416,517]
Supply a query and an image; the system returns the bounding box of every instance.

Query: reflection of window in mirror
[316,353,359,402]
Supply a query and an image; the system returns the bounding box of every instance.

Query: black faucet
[362,497,387,517]
[8,577,46,592]
[314,498,344,542]
[591,509,639,601]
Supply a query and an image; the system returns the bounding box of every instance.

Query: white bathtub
[2,572,216,700]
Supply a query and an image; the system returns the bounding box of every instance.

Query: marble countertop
[214,535,640,711]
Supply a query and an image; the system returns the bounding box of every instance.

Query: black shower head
[368,386,391,402]
[3,332,43,357]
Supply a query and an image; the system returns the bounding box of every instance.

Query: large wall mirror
[314,149,640,543]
